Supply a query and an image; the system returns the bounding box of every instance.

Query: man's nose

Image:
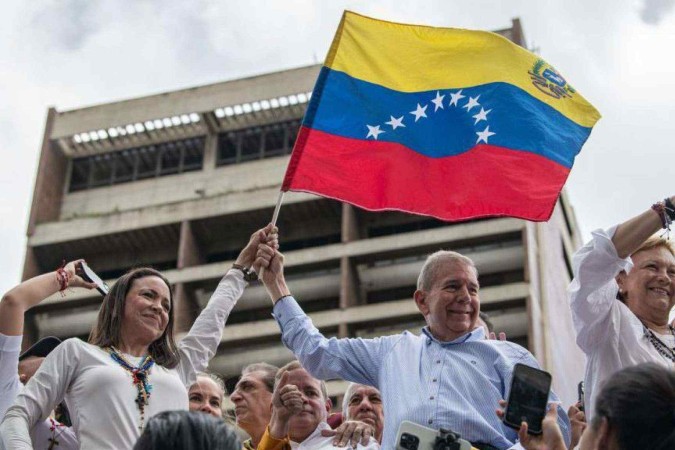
[230,390,241,402]
[359,399,373,411]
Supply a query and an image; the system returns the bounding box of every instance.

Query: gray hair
[416,250,477,291]
[195,372,225,397]
[342,383,361,420]
[242,362,278,393]
[274,360,328,402]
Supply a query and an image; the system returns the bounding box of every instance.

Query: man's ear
[325,397,332,413]
[414,290,429,316]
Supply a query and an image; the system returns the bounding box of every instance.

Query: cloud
[639,0,675,24]
[29,0,99,52]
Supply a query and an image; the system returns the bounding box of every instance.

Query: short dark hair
[593,363,675,450]
[133,410,240,450]
[89,268,180,368]
[242,362,278,393]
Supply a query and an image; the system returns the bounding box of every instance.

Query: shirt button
[471,360,477,365]
[436,359,441,364]
[429,396,434,400]
[428,419,433,424]
[432,378,437,382]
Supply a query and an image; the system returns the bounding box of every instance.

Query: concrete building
[21,18,585,408]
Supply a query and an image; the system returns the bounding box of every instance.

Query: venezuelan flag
[282,11,600,221]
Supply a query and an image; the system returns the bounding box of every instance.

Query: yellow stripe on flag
[326,11,600,128]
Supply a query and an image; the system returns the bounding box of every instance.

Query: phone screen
[504,364,552,434]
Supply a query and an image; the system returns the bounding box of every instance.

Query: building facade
[21,19,586,409]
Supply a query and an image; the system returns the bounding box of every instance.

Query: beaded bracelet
[55,260,69,293]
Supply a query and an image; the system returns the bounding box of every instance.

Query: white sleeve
[176,269,245,386]
[0,333,22,420]
[568,226,633,352]
[0,338,81,450]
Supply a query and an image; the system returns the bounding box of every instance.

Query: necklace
[644,325,675,363]
[107,346,154,430]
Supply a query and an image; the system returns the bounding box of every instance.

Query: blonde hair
[632,235,675,258]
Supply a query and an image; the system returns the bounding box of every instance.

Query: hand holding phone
[503,364,552,435]
[76,261,109,296]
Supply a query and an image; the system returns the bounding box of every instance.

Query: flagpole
[270,190,285,227]
[258,190,285,280]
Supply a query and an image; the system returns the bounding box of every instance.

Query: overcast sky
[1,0,674,294]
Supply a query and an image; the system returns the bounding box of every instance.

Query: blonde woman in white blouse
[0,225,277,450]
[568,196,675,420]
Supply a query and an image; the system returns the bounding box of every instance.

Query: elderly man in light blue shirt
[256,246,570,450]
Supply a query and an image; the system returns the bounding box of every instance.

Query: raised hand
[269,371,304,439]
[236,223,279,269]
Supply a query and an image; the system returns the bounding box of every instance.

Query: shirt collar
[421,326,484,345]
[290,421,331,447]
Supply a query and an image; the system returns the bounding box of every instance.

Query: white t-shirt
[290,422,380,450]
[0,269,245,450]
[568,227,674,420]
[0,333,78,450]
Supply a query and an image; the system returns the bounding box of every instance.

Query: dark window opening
[67,136,205,192]
[217,119,300,166]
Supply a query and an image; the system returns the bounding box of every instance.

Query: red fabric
[283,127,570,222]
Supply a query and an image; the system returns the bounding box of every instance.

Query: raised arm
[568,195,674,349]
[256,245,393,387]
[612,195,674,258]
[176,224,278,386]
[0,260,96,336]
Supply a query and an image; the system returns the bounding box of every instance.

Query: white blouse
[568,227,674,420]
[0,269,245,450]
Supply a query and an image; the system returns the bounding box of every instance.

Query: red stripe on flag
[282,127,570,222]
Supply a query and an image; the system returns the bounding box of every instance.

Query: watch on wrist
[232,264,258,282]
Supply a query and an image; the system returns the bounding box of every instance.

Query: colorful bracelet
[55,260,70,293]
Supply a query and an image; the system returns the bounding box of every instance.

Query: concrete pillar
[339,204,361,337]
[174,220,206,333]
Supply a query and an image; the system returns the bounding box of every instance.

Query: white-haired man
[342,383,384,444]
[256,248,570,450]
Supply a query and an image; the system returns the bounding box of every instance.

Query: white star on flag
[476,126,496,144]
[410,103,428,122]
[385,115,405,130]
[448,90,465,107]
[472,108,491,125]
[366,124,385,140]
[431,91,445,111]
[463,95,481,112]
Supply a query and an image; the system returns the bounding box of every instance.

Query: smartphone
[503,363,552,435]
[396,421,472,450]
[76,261,109,296]
[577,381,585,412]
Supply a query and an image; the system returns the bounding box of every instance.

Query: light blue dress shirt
[273,296,570,450]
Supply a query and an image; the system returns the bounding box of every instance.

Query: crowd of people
[0,196,673,450]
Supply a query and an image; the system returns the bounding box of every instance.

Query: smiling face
[346,385,384,442]
[230,370,274,433]
[189,375,224,418]
[120,276,171,346]
[414,259,480,342]
[281,368,330,443]
[617,246,675,325]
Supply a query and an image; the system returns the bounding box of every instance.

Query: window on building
[68,136,205,192]
[216,119,301,166]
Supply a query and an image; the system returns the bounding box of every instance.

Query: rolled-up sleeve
[568,226,632,352]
